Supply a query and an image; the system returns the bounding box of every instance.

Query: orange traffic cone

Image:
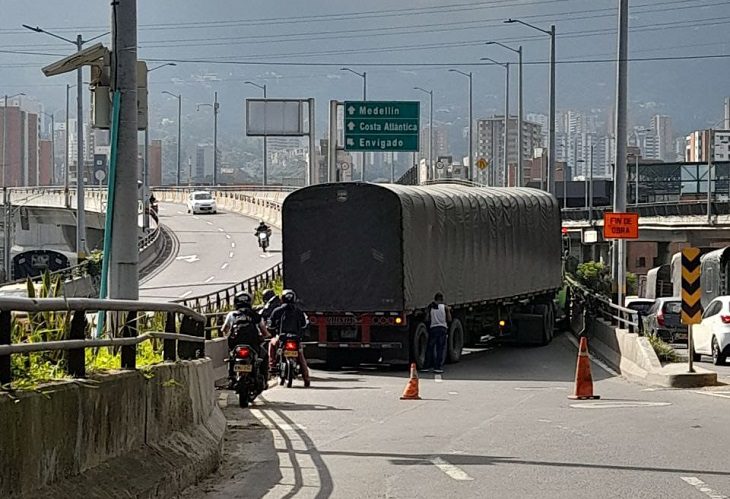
[568,337,600,400]
[400,363,421,400]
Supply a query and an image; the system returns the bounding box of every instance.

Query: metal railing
[152,185,297,194]
[565,274,640,334]
[562,200,730,221]
[0,297,206,385]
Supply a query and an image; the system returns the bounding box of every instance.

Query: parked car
[187,191,217,214]
[691,296,730,365]
[625,297,655,315]
[643,297,687,343]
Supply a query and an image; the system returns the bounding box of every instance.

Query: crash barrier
[0,297,223,498]
[565,274,640,335]
[561,199,730,222]
[152,185,294,229]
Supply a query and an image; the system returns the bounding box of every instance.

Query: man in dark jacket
[268,289,311,387]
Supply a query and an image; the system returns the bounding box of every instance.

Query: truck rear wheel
[412,322,428,369]
[534,304,554,346]
[447,319,464,363]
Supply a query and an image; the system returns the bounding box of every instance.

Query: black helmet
[262,289,276,303]
[281,289,296,304]
[234,291,252,309]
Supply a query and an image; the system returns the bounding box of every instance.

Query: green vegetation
[574,261,637,297]
[646,334,679,363]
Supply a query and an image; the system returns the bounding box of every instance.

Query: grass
[646,334,679,363]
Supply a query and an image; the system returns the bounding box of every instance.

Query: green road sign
[344,101,420,152]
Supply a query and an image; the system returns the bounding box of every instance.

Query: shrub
[646,334,679,363]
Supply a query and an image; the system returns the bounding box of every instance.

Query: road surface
[184,332,730,499]
[140,203,281,302]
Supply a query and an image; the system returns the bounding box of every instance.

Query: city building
[685,129,730,162]
[475,116,542,185]
[651,115,674,162]
[149,139,162,186]
[418,124,449,161]
[38,139,53,186]
[0,101,40,187]
[195,143,216,182]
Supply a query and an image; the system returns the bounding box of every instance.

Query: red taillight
[657,311,665,327]
[235,346,251,359]
[284,340,298,351]
[721,315,730,324]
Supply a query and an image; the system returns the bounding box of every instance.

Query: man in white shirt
[424,292,451,374]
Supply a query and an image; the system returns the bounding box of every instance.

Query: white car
[187,191,217,214]
[691,296,730,365]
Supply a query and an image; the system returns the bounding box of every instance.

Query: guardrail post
[178,315,204,359]
[163,312,176,362]
[120,311,137,369]
[0,310,11,385]
[67,310,86,378]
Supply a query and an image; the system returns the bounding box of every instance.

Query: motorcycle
[257,231,270,252]
[228,344,267,407]
[277,334,302,388]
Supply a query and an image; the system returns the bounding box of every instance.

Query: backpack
[277,304,305,336]
[228,310,260,349]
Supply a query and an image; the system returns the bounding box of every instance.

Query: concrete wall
[0,359,225,498]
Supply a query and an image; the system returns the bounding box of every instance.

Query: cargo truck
[282,182,563,368]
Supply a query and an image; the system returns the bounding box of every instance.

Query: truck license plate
[284,350,299,358]
[340,330,357,340]
[234,364,252,372]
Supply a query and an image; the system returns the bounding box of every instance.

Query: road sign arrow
[347,106,356,115]
[346,138,354,146]
[347,121,355,131]
[175,255,200,263]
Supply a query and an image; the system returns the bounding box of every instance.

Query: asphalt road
[139,203,281,302]
[672,343,730,383]
[185,333,730,499]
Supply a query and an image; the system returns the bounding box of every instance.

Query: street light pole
[341,68,368,181]
[487,42,523,186]
[449,69,473,182]
[162,91,182,185]
[505,19,555,194]
[414,87,433,181]
[245,81,268,185]
[196,93,219,185]
[65,85,71,205]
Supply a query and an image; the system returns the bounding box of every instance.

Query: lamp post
[449,69,473,182]
[341,68,367,181]
[487,42,523,186]
[196,92,219,185]
[505,19,555,195]
[161,91,182,186]
[139,63,175,230]
[23,25,108,259]
[414,87,433,181]
[481,57,510,187]
[244,81,268,186]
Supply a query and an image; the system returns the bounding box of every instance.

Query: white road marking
[218,228,224,232]
[176,210,183,214]
[231,242,236,248]
[221,262,229,270]
[205,276,215,283]
[225,234,231,239]
[448,391,459,395]
[434,374,443,383]
[563,334,619,376]
[217,393,229,408]
[430,457,474,481]
[680,477,728,499]
[175,255,200,263]
[178,290,192,299]
[260,252,273,258]
[193,216,199,220]
[570,401,671,409]
[229,251,234,258]
[693,391,730,400]
[206,221,213,225]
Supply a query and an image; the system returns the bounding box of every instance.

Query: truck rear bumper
[304,341,408,365]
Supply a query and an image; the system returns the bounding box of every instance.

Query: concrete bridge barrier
[0,358,225,498]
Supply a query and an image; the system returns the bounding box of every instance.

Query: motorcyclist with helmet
[222,291,271,388]
[259,289,281,322]
[268,289,311,387]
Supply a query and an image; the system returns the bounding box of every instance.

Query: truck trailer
[282,182,563,367]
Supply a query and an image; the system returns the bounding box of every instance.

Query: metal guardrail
[0,297,206,386]
[152,185,297,193]
[561,200,730,221]
[565,274,640,334]
[421,179,487,188]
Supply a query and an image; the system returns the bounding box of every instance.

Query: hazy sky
[2,0,729,136]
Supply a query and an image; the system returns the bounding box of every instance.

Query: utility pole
[75,34,86,258]
[613,0,629,306]
[196,93,219,185]
[65,85,70,205]
[340,68,367,181]
[245,81,268,185]
[161,91,182,185]
[708,128,715,224]
[109,0,139,300]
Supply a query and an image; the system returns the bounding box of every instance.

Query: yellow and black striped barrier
[681,247,702,325]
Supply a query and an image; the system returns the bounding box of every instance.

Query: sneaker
[433,369,444,374]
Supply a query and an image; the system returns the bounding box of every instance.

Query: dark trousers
[425,326,448,370]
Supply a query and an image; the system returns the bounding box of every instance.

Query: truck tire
[412,322,428,369]
[447,319,464,364]
[534,304,553,346]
